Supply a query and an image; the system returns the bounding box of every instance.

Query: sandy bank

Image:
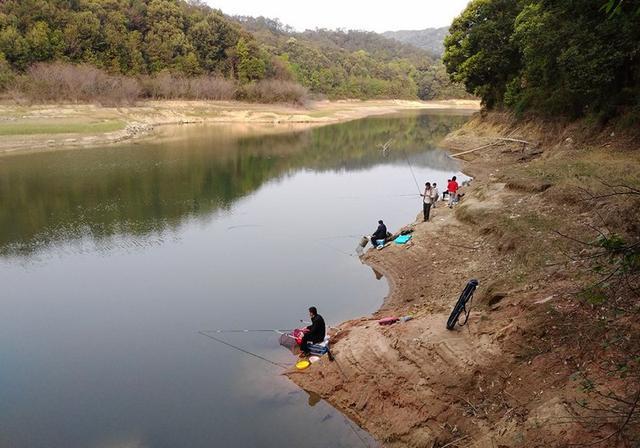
[0,99,479,155]
[287,114,640,447]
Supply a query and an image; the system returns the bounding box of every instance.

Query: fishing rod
[376,137,421,195]
[314,240,357,258]
[227,224,264,230]
[198,331,288,369]
[225,225,359,259]
[401,147,423,196]
[203,328,291,334]
[316,234,362,241]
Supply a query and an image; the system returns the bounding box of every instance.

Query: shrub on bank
[0,54,14,92]
[13,63,141,105]
[140,74,236,101]
[238,79,308,105]
[1,62,308,105]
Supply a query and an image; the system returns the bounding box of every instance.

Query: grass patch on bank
[0,120,125,136]
[507,149,640,192]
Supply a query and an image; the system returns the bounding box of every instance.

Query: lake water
[0,110,470,448]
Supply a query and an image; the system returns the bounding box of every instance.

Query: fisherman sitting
[300,307,326,357]
[371,219,388,247]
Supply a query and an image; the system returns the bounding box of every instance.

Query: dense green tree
[62,10,101,62]
[235,37,266,82]
[0,53,13,90]
[0,25,29,69]
[25,21,53,62]
[189,13,238,73]
[443,0,640,117]
[508,0,640,116]
[443,0,523,108]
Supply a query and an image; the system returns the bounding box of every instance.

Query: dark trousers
[300,334,322,354]
[372,235,385,246]
[300,334,312,354]
[423,202,432,221]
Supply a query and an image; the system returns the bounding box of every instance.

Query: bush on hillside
[14,62,141,105]
[3,63,307,105]
[140,74,236,100]
[238,79,308,105]
[0,53,14,91]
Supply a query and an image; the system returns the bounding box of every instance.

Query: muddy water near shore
[0,111,470,447]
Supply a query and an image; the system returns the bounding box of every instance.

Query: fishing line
[335,193,420,200]
[200,332,367,447]
[314,240,357,258]
[401,147,423,196]
[225,225,359,259]
[202,329,291,334]
[317,234,362,241]
[227,224,264,230]
[198,331,288,369]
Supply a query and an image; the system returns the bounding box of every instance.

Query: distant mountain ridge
[382,27,449,57]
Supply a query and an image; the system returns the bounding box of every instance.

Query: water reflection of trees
[0,113,467,256]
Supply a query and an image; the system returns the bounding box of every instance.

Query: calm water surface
[0,111,470,447]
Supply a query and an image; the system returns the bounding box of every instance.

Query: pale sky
[205,0,471,33]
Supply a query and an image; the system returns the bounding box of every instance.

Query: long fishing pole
[401,147,423,195]
[314,240,357,258]
[198,331,288,369]
[203,329,291,334]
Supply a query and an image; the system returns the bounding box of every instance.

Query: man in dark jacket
[300,306,326,357]
[371,220,388,247]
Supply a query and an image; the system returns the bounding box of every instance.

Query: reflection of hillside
[0,113,468,256]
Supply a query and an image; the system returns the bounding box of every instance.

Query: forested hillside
[0,0,258,75]
[443,0,640,120]
[235,16,468,100]
[382,27,449,57]
[0,0,467,103]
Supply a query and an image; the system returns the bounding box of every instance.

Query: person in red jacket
[447,176,459,208]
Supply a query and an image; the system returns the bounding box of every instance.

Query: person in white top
[430,182,439,209]
[421,182,433,222]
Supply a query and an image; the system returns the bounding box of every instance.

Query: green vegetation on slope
[0,0,254,77]
[236,16,468,100]
[443,0,640,119]
[0,0,467,102]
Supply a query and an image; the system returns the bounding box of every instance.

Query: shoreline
[286,128,496,444]
[286,114,640,446]
[0,99,479,156]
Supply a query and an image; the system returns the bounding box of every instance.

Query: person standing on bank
[299,307,326,357]
[422,182,433,222]
[431,182,439,209]
[448,176,459,208]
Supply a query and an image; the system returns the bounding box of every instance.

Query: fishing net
[278,329,305,354]
[280,328,332,358]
